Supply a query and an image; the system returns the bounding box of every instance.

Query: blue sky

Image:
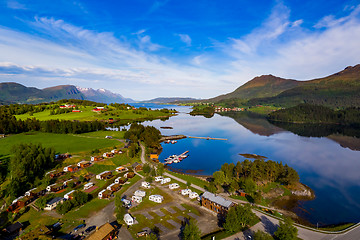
[0,0,360,100]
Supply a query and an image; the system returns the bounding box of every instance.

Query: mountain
[211,75,301,102]
[142,97,198,103]
[76,87,135,103]
[212,64,360,108]
[0,82,134,104]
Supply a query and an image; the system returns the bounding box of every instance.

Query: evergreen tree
[181,218,201,240]
[274,217,298,240]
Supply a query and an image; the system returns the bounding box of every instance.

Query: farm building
[134,190,146,197]
[149,195,164,203]
[141,181,151,189]
[189,192,199,199]
[107,183,121,192]
[124,172,135,179]
[98,189,112,199]
[115,166,128,173]
[124,214,134,226]
[132,195,142,203]
[201,191,235,214]
[181,189,192,195]
[132,162,142,171]
[63,165,79,172]
[77,161,91,168]
[96,171,112,180]
[64,190,76,200]
[161,178,171,184]
[44,197,64,211]
[87,222,117,240]
[115,177,127,184]
[169,183,180,190]
[46,183,65,192]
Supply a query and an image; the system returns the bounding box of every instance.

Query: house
[132,195,142,203]
[98,189,112,199]
[154,176,163,182]
[111,149,119,154]
[150,153,159,161]
[141,181,151,189]
[25,187,46,197]
[132,162,142,171]
[107,183,121,192]
[181,189,192,195]
[87,222,117,240]
[124,172,135,179]
[201,191,235,214]
[4,222,23,234]
[77,160,91,168]
[63,165,79,172]
[237,190,247,197]
[124,213,134,225]
[63,179,79,187]
[96,171,112,180]
[161,178,171,184]
[46,170,65,179]
[64,190,76,200]
[44,197,64,211]
[169,183,180,190]
[91,156,103,162]
[103,152,114,158]
[134,190,146,197]
[149,195,164,203]
[46,183,65,192]
[115,166,128,173]
[115,177,127,184]
[189,192,199,199]
[84,182,94,190]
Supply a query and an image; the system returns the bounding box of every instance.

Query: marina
[164,151,189,164]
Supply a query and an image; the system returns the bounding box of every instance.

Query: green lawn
[64,198,111,220]
[165,170,209,189]
[0,132,119,157]
[79,130,126,139]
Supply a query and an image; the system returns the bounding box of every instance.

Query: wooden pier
[160,135,187,142]
[187,136,228,141]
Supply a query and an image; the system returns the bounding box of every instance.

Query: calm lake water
[136,104,360,226]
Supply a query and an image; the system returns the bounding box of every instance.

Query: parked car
[73,223,86,232]
[85,225,96,233]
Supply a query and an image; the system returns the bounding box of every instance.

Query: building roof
[86,223,115,240]
[202,191,233,208]
[132,162,141,168]
[47,197,64,205]
[124,213,133,222]
[5,221,23,233]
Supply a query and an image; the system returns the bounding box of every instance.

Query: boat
[171,140,177,144]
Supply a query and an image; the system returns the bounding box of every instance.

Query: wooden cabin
[91,156,103,162]
[98,189,112,199]
[132,162,142,171]
[77,160,91,168]
[87,223,117,240]
[25,187,46,198]
[103,152,114,158]
[106,183,121,192]
[46,183,65,193]
[46,170,65,179]
[96,171,113,180]
[124,172,135,179]
[115,177,127,184]
[115,166,128,173]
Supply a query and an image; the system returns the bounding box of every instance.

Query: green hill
[213,64,360,108]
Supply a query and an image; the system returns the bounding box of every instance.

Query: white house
[64,190,75,200]
[44,197,64,211]
[169,183,180,190]
[161,178,171,185]
[181,189,192,195]
[124,213,134,225]
[141,181,151,189]
[84,182,94,190]
[132,195,142,203]
[149,195,164,203]
[189,192,199,199]
[134,190,146,197]
[154,176,163,182]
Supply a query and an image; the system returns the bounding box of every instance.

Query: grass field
[15,106,173,122]
[79,130,126,139]
[165,170,209,189]
[0,132,119,157]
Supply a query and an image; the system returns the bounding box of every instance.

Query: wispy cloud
[177,33,192,46]
[7,0,26,10]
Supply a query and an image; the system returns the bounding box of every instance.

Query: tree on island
[181,218,201,240]
[273,217,298,240]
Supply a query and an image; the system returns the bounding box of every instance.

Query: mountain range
[211,64,360,108]
[0,83,134,104]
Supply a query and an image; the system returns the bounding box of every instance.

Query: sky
[0,0,360,100]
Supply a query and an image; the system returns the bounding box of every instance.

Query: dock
[187,136,228,141]
[160,135,187,142]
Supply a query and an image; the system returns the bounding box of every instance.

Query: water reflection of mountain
[220,111,360,151]
[218,112,284,136]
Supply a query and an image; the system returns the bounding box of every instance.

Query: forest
[268,104,360,125]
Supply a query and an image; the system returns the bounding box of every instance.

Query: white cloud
[177,33,192,46]
[7,0,26,10]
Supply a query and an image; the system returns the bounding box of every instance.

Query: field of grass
[15,106,173,122]
[165,170,209,189]
[64,198,111,220]
[0,132,119,157]
[79,130,126,139]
